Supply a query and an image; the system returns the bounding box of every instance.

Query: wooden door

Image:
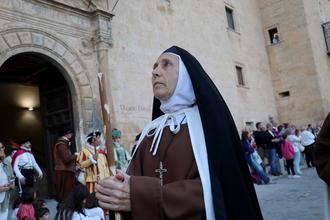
[39,70,74,198]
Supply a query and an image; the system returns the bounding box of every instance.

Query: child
[17,187,36,220]
[33,198,47,219]
[55,184,100,220]
[35,207,50,220]
[33,199,47,210]
[84,192,104,219]
[282,133,300,178]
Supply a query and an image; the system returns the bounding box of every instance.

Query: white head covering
[160,53,196,114]
[145,53,197,155]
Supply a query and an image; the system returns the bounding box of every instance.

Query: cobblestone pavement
[255,167,324,220]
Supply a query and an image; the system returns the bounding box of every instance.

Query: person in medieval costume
[12,140,43,195]
[112,129,131,171]
[95,46,263,220]
[77,131,110,193]
[53,129,77,202]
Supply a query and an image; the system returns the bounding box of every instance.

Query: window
[235,65,245,86]
[245,121,255,132]
[279,91,290,97]
[268,27,279,44]
[225,6,235,30]
[322,22,330,54]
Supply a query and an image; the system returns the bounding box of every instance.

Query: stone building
[258,0,330,127]
[0,0,328,196]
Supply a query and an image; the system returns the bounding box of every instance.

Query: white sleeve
[85,208,104,219]
[310,132,315,140]
[71,212,81,220]
[88,155,97,164]
[31,155,42,175]
[96,207,104,219]
[13,156,24,179]
[292,135,300,143]
[73,212,101,220]
[113,148,118,161]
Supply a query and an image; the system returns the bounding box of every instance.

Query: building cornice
[30,0,114,17]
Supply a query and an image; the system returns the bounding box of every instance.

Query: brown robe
[54,137,77,202]
[124,124,206,220]
[314,113,330,185]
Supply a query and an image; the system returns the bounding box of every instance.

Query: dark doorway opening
[0,52,75,198]
[268,27,279,44]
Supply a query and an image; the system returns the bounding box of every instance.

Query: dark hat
[60,128,73,136]
[19,139,30,145]
[86,130,101,144]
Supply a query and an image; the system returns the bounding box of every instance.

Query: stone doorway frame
[0,27,95,147]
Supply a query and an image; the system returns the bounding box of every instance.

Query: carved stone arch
[0,27,95,146]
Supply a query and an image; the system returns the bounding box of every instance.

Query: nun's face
[152,53,179,101]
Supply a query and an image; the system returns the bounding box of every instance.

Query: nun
[96,46,263,220]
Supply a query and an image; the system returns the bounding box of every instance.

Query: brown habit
[123,124,206,220]
[54,137,77,202]
[315,113,330,185]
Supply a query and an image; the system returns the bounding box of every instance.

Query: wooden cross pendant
[155,161,167,186]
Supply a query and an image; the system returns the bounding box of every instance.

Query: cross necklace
[155,161,167,186]
[155,133,175,186]
[155,116,185,186]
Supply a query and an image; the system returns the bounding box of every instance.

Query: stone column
[92,9,115,128]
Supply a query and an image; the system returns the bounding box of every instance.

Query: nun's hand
[96,170,131,212]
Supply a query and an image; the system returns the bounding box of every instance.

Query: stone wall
[109,0,278,145]
[303,0,330,123]
[258,0,325,128]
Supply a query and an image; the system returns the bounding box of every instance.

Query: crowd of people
[241,122,320,185]
[0,139,49,219]
[0,126,130,219]
[54,128,130,219]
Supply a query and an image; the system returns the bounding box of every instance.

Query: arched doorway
[0,52,75,198]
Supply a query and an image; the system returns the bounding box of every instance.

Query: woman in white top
[0,141,15,220]
[300,128,315,167]
[287,129,304,175]
[55,184,101,220]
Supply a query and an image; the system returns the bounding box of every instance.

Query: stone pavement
[46,168,324,220]
[8,167,323,220]
[255,167,324,220]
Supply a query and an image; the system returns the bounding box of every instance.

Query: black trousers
[304,144,314,167]
[16,169,35,195]
[286,159,295,175]
[21,169,35,187]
